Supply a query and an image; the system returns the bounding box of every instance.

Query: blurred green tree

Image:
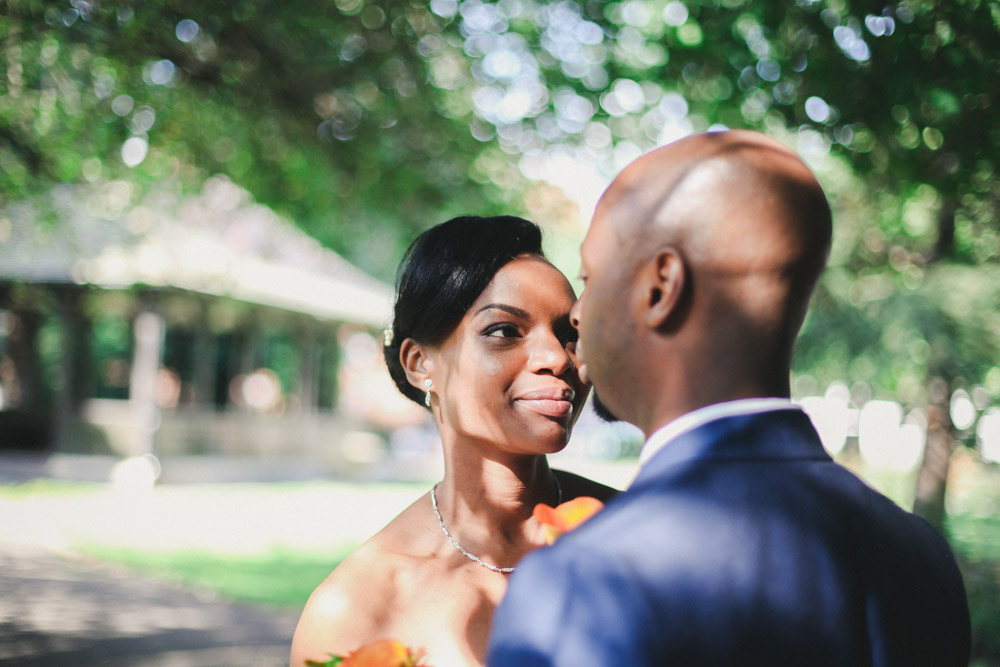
[0,0,518,277]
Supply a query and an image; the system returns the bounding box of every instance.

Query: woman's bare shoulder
[290,494,435,665]
[553,469,620,502]
[290,541,394,664]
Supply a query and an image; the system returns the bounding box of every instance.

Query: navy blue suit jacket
[488,409,970,666]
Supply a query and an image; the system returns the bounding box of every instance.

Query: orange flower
[533,496,604,545]
[306,639,429,667]
[342,640,427,667]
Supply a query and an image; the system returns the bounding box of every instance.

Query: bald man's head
[573,130,832,430]
[600,130,831,281]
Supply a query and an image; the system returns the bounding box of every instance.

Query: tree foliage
[1,0,519,277]
[428,0,999,264]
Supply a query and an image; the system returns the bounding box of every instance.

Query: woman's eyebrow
[474,303,530,319]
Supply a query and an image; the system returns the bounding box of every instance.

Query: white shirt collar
[637,398,800,468]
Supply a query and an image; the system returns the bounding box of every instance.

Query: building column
[298,322,320,413]
[54,286,93,450]
[191,301,217,409]
[129,307,165,456]
[317,327,340,411]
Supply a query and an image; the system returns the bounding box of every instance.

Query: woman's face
[427,255,588,456]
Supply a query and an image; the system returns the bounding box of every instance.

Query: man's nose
[569,297,581,329]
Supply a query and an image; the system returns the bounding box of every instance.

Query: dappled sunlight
[857,400,925,472]
[798,382,850,457]
[798,377,1000,475]
[978,410,1000,465]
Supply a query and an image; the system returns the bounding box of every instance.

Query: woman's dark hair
[383,215,544,406]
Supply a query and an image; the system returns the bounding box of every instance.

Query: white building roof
[0,176,394,328]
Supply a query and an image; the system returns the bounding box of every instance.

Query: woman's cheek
[477,352,507,378]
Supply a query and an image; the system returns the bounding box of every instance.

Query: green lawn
[75,543,355,608]
[0,478,102,497]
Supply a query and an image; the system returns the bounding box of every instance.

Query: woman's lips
[517,398,573,418]
[516,388,576,418]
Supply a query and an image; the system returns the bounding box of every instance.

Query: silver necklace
[430,475,563,574]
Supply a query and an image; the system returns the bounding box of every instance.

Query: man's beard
[591,391,620,423]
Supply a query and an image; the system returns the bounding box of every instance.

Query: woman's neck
[434,442,559,552]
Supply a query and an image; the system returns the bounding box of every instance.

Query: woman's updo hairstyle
[384,215,544,406]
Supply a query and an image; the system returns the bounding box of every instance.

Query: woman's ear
[641,247,686,329]
[399,338,432,391]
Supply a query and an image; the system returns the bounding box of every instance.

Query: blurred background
[1,0,998,665]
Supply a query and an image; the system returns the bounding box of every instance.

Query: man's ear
[640,247,685,329]
[399,338,432,391]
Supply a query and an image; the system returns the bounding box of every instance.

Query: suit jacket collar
[629,408,831,491]
[639,398,798,466]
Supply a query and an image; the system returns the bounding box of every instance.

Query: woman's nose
[530,331,574,375]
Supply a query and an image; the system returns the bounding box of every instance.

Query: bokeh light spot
[951,389,978,431]
[111,95,134,117]
[121,136,149,167]
[677,22,704,46]
[663,2,689,27]
[978,409,1000,463]
[146,59,178,86]
[833,24,871,62]
[922,126,944,150]
[756,59,781,82]
[431,0,458,19]
[805,96,831,123]
[131,106,156,133]
[176,19,200,43]
[864,14,896,36]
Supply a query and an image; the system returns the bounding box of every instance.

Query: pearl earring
[424,378,433,407]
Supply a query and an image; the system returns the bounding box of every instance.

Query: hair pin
[383,328,394,347]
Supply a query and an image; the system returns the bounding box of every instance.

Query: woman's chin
[524,423,574,455]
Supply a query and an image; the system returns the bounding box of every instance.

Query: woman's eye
[484,324,520,338]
